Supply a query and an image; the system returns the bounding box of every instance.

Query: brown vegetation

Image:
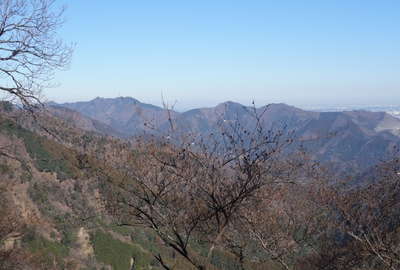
[1,105,399,269]
[102,108,400,270]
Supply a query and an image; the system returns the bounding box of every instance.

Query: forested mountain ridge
[53,97,400,173]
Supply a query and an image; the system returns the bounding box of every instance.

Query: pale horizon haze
[46,1,400,110]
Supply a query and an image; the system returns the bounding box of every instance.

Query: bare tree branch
[0,0,73,109]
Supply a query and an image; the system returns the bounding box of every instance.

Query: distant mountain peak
[91,96,140,104]
[264,103,298,110]
[215,101,249,113]
[216,100,245,107]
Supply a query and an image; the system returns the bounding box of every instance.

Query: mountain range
[1,97,400,269]
[50,97,400,173]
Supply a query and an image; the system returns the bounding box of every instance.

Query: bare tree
[0,0,73,109]
[329,159,400,270]
[103,109,299,269]
[288,158,400,270]
[220,155,328,270]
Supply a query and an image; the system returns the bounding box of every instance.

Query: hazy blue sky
[47,1,400,109]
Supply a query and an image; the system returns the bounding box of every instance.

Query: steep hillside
[0,112,276,270]
[1,104,399,270]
